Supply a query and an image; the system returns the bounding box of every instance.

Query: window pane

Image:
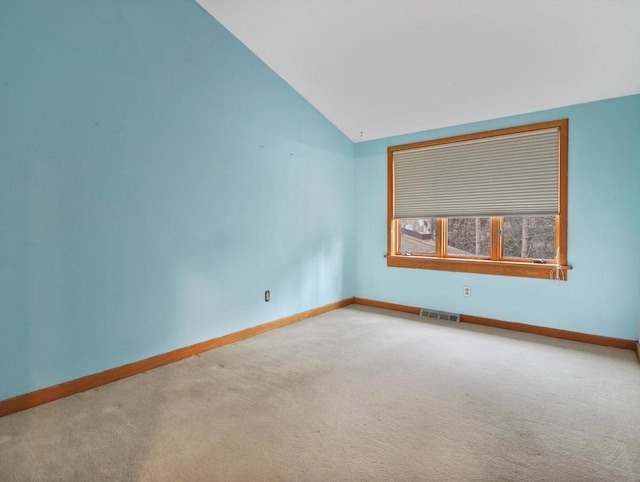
[446,217,490,257]
[399,218,436,255]
[502,216,556,259]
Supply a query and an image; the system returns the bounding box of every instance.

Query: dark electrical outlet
[265,290,270,302]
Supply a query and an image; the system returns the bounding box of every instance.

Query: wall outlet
[463,286,471,297]
[265,290,270,302]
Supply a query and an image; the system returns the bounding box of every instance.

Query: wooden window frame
[386,119,570,280]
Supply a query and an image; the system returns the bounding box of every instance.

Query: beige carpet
[1,305,639,481]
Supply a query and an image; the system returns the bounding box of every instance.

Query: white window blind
[393,128,560,219]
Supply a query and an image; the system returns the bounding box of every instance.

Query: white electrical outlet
[463,286,471,297]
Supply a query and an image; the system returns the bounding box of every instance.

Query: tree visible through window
[447,217,490,257]
[502,216,556,260]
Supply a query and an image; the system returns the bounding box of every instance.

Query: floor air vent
[419,308,460,323]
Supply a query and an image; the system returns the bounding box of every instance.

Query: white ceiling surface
[197,0,640,142]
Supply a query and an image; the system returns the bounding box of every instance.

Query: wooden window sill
[385,255,571,280]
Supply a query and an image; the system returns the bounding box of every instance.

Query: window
[387,120,569,279]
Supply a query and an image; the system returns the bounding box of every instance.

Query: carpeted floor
[1,305,639,481]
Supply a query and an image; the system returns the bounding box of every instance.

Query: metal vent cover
[419,308,460,323]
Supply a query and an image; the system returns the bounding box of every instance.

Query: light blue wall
[0,1,355,401]
[355,95,640,340]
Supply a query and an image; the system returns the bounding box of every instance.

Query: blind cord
[550,247,565,282]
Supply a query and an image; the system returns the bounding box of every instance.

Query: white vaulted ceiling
[196,0,640,142]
